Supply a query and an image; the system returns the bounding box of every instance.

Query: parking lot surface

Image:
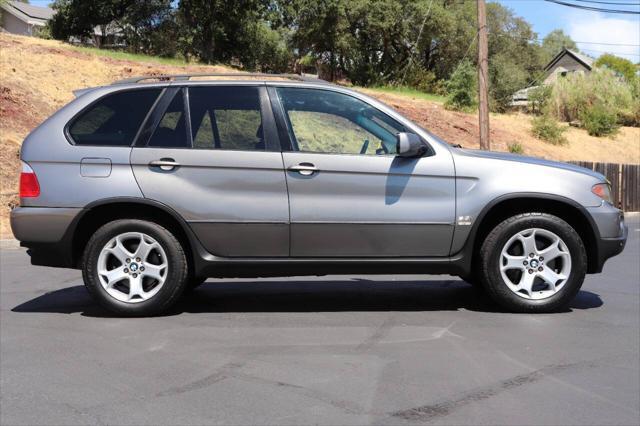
[1,216,638,426]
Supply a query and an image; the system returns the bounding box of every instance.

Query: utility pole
[477,0,490,150]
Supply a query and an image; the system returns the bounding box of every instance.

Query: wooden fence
[569,162,640,212]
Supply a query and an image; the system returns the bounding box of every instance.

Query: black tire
[82,219,189,316]
[479,213,587,313]
[185,276,207,292]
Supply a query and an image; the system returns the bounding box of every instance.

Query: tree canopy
[46,0,589,111]
[595,54,638,82]
[541,29,578,63]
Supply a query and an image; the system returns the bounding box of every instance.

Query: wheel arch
[467,193,600,274]
[70,198,200,275]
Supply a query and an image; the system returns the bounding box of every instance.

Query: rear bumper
[10,207,81,268]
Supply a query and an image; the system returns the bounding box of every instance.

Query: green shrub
[549,68,634,128]
[34,24,53,40]
[527,85,552,115]
[400,66,440,93]
[531,114,567,145]
[622,76,640,127]
[581,104,619,137]
[508,142,524,154]
[445,60,477,111]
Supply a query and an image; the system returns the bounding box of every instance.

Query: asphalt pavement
[1,216,639,425]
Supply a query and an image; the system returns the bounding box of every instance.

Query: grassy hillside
[1,33,639,238]
[357,88,640,162]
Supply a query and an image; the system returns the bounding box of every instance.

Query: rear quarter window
[68,89,161,146]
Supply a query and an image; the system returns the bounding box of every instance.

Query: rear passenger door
[130,84,290,257]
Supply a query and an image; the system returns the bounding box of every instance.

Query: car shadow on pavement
[11,279,603,317]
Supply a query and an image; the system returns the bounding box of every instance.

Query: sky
[494,0,640,62]
[27,0,640,62]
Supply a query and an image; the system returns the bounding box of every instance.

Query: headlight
[592,182,612,204]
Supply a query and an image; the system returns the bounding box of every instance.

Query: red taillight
[19,162,40,198]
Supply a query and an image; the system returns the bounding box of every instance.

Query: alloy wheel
[499,228,572,300]
[96,232,168,303]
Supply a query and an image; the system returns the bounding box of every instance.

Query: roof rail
[111,73,328,85]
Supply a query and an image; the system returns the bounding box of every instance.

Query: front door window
[276,87,405,156]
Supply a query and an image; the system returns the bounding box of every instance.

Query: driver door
[273,87,456,257]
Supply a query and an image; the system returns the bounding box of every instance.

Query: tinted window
[276,88,405,155]
[69,89,160,146]
[148,90,190,148]
[189,86,264,151]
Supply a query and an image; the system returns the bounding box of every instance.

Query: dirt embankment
[1,33,639,239]
[0,34,233,237]
[358,89,640,163]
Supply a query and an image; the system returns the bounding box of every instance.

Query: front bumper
[586,204,627,273]
[10,207,81,268]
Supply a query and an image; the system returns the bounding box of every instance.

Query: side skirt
[194,254,470,278]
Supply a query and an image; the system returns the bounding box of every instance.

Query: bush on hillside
[621,76,640,127]
[549,69,635,131]
[531,113,567,145]
[445,60,477,111]
[508,142,524,154]
[398,65,441,93]
[581,104,619,137]
[527,85,552,115]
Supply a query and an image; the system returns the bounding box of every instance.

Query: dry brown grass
[1,33,639,238]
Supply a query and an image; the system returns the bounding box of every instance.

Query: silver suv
[10,74,627,316]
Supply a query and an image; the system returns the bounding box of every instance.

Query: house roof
[544,48,594,72]
[1,1,54,25]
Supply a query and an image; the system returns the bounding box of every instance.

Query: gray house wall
[1,11,34,36]
[544,54,590,85]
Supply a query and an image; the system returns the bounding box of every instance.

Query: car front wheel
[479,213,587,313]
[82,219,189,316]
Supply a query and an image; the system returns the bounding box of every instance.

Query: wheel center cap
[530,259,539,268]
[129,263,139,272]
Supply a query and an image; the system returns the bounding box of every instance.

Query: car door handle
[288,163,319,176]
[149,158,180,171]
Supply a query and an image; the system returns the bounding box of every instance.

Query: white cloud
[567,13,640,62]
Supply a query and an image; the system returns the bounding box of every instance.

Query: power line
[571,0,640,5]
[544,0,640,14]
[580,47,640,56]
[489,31,640,47]
[573,41,640,47]
[461,30,480,62]
[401,0,435,83]
[487,33,640,59]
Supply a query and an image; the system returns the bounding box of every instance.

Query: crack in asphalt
[154,361,369,416]
[155,362,244,397]
[389,361,594,423]
[356,313,396,352]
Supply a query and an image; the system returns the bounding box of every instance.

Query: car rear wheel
[479,213,587,313]
[185,276,207,292]
[82,219,188,316]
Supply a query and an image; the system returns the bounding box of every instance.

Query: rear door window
[68,89,161,146]
[188,86,265,151]
[147,90,190,148]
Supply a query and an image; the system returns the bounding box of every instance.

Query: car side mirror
[396,132,427,157]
